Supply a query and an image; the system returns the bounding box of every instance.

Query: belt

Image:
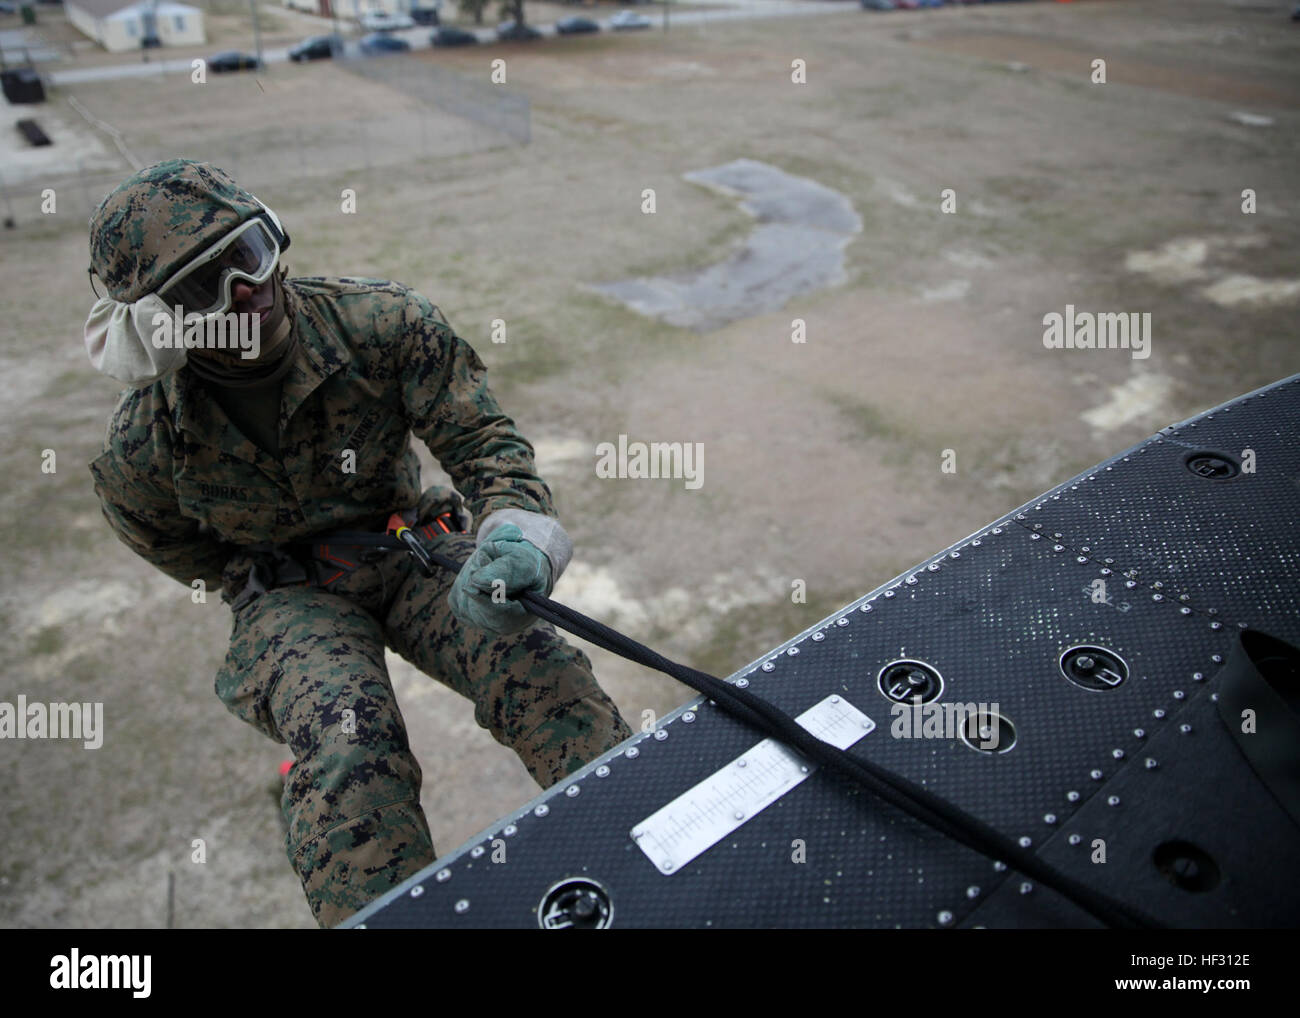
[231,508,467,611]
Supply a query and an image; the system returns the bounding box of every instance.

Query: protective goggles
[155,216,281,317]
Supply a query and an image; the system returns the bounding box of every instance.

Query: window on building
[125,19,139,36]
[174,15,185,30]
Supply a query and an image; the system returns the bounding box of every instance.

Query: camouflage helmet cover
[89,159,276,303]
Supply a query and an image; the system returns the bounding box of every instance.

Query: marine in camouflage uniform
[83,160,632,928]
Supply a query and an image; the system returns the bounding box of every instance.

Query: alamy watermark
[1,695,103,749]
[594,435,704,490]
[1042,305,1150,360]
[891,699,1001,750]
[150,308,261,360]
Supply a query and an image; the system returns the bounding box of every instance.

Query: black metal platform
[343,374,1300,929]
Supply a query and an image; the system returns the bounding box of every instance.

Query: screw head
[596,765,610,777]
[1108,795,1120,806]
[535,804,549,817]
[682,711,696,723]
[503,824,517,837]
[937,910,954,925]
[626,747,640,759]
[1145,758,1158,769]
[411,885,426,897]
[454,899,469,914]
[566,784,581,796]
[762,661,776,672]
[1091,769,1103,780]
[1066,790,1080,802]
[966,886,980,899]
[1068,834,1082,846]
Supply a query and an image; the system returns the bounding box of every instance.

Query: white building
[281,0,437,20]
[67,0,205,54]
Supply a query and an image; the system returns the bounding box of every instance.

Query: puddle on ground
[590,158,861,332]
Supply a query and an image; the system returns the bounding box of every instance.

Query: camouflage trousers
[213,492,632,928]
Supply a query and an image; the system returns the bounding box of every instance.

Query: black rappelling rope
[306,530,1160,930]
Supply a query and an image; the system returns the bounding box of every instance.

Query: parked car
[860,0,896,9]
[496,19,541,40]
[556,16,599,34]
[432,26,478,46]
[289,34,343,61]
[609,10,651,29]
[208,51,261,72]
[359,10,414,31]
[359,32,411,54]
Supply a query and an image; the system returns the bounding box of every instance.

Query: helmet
[88,159,289,305]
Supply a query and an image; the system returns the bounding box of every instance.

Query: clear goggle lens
[157,218,280,317]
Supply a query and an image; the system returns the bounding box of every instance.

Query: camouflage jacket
[88,277,556,600]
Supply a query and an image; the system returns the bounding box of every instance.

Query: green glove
[449,523,553,634]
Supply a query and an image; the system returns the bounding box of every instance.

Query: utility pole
[250,0,264,68]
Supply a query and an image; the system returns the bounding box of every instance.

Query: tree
[457,0,489,25]
[497,0,525,25]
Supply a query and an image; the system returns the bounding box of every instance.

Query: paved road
[46,0,861,86]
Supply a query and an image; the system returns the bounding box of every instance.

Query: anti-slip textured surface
[343,374,1300,929]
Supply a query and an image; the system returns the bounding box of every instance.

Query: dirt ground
[1,0,1298,928]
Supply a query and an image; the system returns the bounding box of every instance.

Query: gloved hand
[449,523,552,634]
